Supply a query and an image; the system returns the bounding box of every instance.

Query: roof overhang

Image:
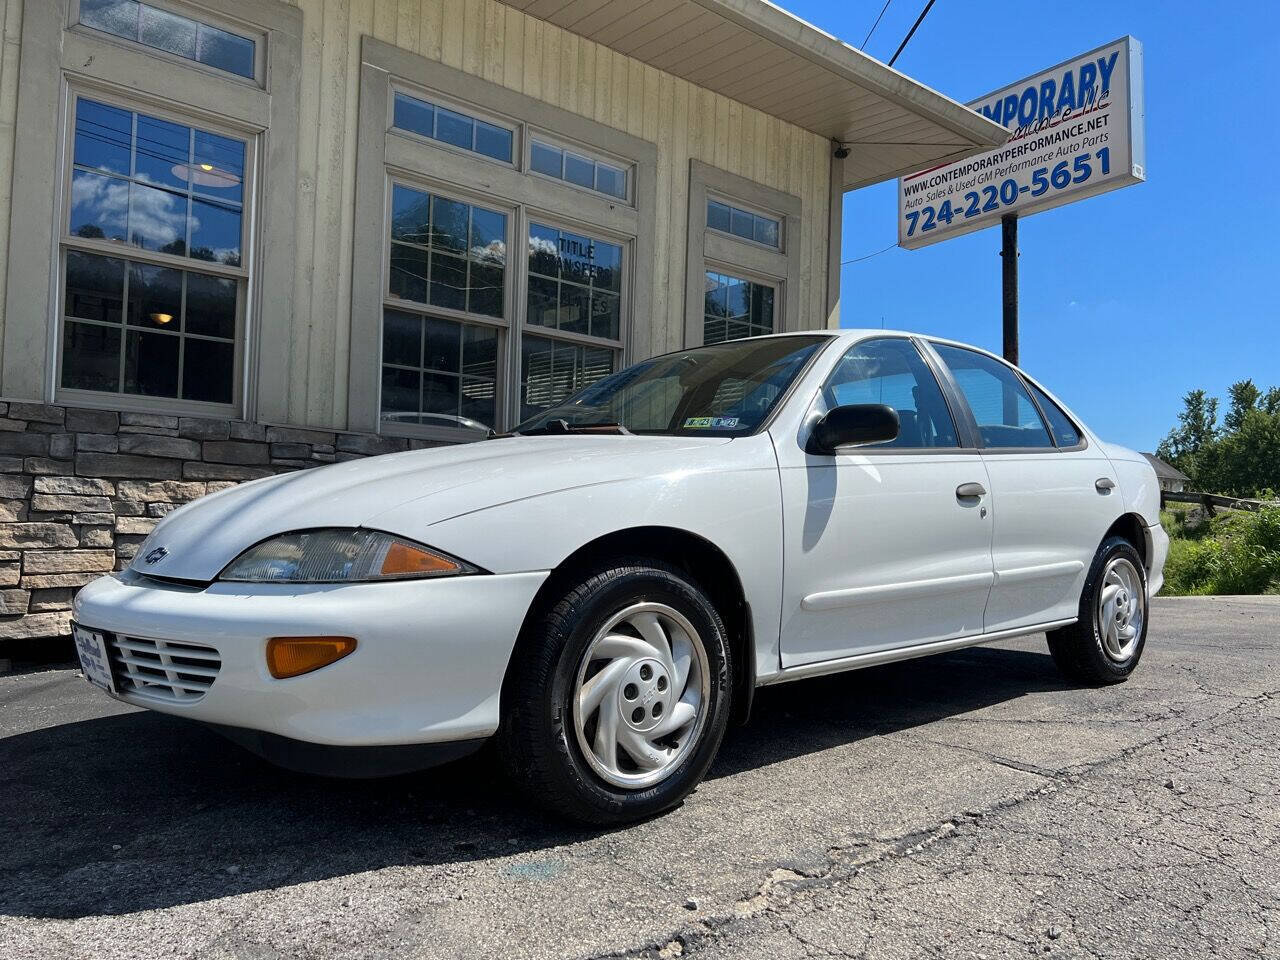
[496,0,1010,190]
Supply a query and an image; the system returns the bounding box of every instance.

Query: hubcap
[1097,556,1145,662]
[571,602,710,789]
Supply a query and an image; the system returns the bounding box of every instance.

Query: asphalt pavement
[2,596,1277,959]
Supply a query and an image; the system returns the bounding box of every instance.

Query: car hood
[131,435,732,581]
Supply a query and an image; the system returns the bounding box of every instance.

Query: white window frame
[70,0,267,88]
[349,37,658,442]
[526,130,635,206]
[54,85,256,415]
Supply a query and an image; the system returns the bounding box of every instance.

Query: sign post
[897,37,1145,361]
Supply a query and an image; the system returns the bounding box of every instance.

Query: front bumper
[72,569,548,748]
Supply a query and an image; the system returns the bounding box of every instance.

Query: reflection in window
[380,309,498,435]
[79,0,257,79]
[388,184,506,317]
[1027,381,1081,447]
[61,250,237,403]
[931,343,1053,449]
[70,98,246,266]
[392,92,513,163]
[707,199,780,248]
[703,271,774,344]
[824,338,958,448]
[529,138,628,200]
[526,223,621,340]
[520,335,615,422]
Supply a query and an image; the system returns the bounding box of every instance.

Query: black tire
[499,559,732,825]
[1047,536,1149,685]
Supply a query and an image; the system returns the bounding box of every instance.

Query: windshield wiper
[510,419,631,437]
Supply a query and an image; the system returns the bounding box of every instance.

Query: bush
[1160,505,1280,596]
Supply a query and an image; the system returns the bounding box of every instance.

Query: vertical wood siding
[0,0,830,429]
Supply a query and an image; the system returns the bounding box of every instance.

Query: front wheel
[499,560,732,825]
[1047,536,1149,684]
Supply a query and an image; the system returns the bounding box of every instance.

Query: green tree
[1156,389,1218,474]
[1160,382,1280,498]
[1224,379,1261,433]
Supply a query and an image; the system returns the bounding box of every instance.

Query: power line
[887,0,937,67]
[841,242,898,266]
[860,0,893,50]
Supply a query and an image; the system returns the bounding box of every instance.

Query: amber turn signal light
[378,541,462,577]
[266,636,357,679]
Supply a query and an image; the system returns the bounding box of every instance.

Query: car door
[774,336,996,668]
[926,342,1121,632]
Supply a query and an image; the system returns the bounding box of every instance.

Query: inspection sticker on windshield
[684,417,739,429]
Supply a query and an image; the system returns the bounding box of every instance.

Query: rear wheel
[499,560,731,824]
[1047,536,1148,684]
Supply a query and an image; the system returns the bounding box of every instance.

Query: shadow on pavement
[2,644,1067,919]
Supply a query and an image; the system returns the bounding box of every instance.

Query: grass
[1159,502,1280,596]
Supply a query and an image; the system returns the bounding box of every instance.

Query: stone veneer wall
[0,401,437,650]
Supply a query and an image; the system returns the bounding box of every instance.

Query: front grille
[106,634,222,703]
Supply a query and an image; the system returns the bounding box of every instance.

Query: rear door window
[930,343,1053,449]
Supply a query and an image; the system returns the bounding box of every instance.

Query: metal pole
[1000,213,1019,365]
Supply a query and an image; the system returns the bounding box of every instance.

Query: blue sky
[784,0,1280,451]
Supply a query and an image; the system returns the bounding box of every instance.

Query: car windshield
[514,335,829,437]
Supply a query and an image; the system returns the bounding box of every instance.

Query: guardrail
[1161,490,1278,514]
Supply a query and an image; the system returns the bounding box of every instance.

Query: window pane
[189,198,240,265]
[469,207,506,261]
[591,292,620,341]
[128,181,188,255]
[526,275,558,329]
[65,251,125,323]
[70,170,129,241]
[389,243,428,304]
[139,5,197,59]
[382,309,421,367]
[184,272,236,338]
[422,372,462,418]
[707,201,731,233]
[134,114,190,191]
[80,0,140,39]
[428,253,467,311]
[422,315,461,373]
[62,322,122,392]
[730,208,754,240]
[460,377,496,429]
[381,366,420,423]
[192,130,245,203]
[528,223,560,277]
[124,329,179,397]
[461,324,498,382]
[435,107,473,150]
[390,185,431,244]
[468,261,503,318]
[196,24,255,79]
[825,339,958,448]
[559,231,594,285]
[596,163,627,199]
[128,263,182,328]
[474,120,512,162]
[932,343,1053,448]
[704,271,774,344]
[531,140,562,178]
[520,335,615,420]
[181,337,234,403]
[393,93,434,140]
[564,151,594,189]
[430,196,468,253]
[74,99,132,175]
[1028,382,1082,447]
[754,216,780,247]
[557,283,590,336]
[591,239,622,293]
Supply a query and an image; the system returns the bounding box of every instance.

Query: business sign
[898,37,1145,249]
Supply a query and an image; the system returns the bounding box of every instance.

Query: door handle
[956,482,987,499]
[1095,477,1116,492]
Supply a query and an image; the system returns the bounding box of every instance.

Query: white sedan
[73,331,1167,823]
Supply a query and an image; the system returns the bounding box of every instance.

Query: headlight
[219,528,477,583]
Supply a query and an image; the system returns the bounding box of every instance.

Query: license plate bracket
[72,622,116,695]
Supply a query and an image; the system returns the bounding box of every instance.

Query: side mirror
[807,404,900,455]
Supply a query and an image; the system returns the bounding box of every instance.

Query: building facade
[0,0,1004,649]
